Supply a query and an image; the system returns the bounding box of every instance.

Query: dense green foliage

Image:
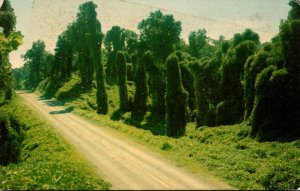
[188,29,214,58]
[117,51,129,111]
[95,35,108,114]
[0,96,111,189]
[138,10,182,62]
[192,61,213,127]
[137,10,182,118]
[217,30,258,125]
[76,2,98,87]
[132,53,148,120]
[165,54,188,137]
[9,2,300,189]
[146,61,166,117]
[23,40,52,90]
[16,0,300,141]
[0,111,23,166]
[0,0,16,36]
[250,2,300,140]
[104,26,138,83]
[104,26,125,83]
[0,0,22,101]
[243,48,271,120]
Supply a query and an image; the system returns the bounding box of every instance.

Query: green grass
[0,95,111,190]
[73,110,300,190]
[41,79,300,190]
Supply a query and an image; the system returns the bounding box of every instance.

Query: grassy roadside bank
[0,94,111,190]
[72,108,300,190]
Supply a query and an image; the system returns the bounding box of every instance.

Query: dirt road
[18,92,231,190]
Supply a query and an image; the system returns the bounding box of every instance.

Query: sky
[9,0,290,68]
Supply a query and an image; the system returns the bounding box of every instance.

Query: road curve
[18,91,231,190]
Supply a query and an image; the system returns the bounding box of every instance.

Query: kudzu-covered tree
[0,0,22,100]
[76,2,99,88]
[132,52,149,120]
[138,10,182,117]
[86,10,108,114]
[251,2,300,140]
[251,66,290,139]
[191,61,209,127]
[217,31,258,125]
[54,31,73,80]
[104,26,126,83]
[95,33,108,115]
[117,51,129,111]
[75,2,108,114]
[0,0,16,37]
[23,40,51,90]
[243,46,272,120]
[144,51,166,116]
[179,60,195,113]
[165,54,188,137]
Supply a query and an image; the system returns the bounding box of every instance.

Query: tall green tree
[138,10,182,63]
[76,1,99,88]
[54,31,73,80]
[217,29,259,125]
[0,0,21,100]
[117,51,128,111]
[104,26,126,83]
[144,51,166,116]
[0,0,16,36]
[23,40,48,90]
[75,1,108,114]
[138,10,181,117]
[251,1,300,140]
[243,45,272,120]
[188,29,213,58]
[95,33,108,115]
[165,54,188,137]
[132,52,149,120]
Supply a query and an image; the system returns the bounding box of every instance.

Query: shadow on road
[49,106,74,115]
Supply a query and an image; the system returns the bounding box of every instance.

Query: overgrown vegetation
[0,95,111,190]
[16,0,300,141]
[7,0,300,189]
[65,100,300,190]
[0,0,23,102]
[32,77,299,189]
[165,54,188,137]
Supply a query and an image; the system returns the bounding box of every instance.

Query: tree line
[14,0,300,140]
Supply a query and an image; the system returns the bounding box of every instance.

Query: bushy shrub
[0,111,23,166]
[54,73,82,100]
[259,163,300,190]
